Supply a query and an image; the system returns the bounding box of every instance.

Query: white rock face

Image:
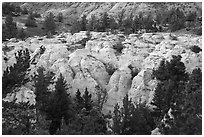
[2,32,202,115]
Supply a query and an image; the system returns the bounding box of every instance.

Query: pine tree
[62,88,107,135]
[2,2,15,16]
[87,14,97,31]
[83,88,93,112]
[112,94,155,135]
[117,9,125,29]
[46,74,73,134]
[168,68,202,135]
[150,55,202,135]
[80,14,87,31]
[74,89,84,113]
[15,6,22,15]
[167,8,186,32]
[22,7,28,15]
[17,28,26,41]
[25,12,37,27]
[112,103,122,134]
[3,15,18,40]
[2,48,30,98]
[32,67,54,113]
[100,12,110,32]
[43,12,56,35]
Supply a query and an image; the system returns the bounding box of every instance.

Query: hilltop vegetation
[2,2,202,41]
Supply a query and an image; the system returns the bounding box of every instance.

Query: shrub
[32,12,41,18]
[56,12,63,22]
[105,63,117,75]
[190,45,202,53]
[113,41,124,54]
[192,27,202,36]
[128,65,139,80]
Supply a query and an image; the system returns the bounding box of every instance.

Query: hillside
[14,2,202,23]
[2,2,202,135]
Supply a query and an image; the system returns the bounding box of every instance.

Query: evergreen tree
[62,88,107,135]
[15,6,22,15]
[74,89,84,113]
[100,12,110,32]
[186,11,197,22]
[87,14,97,31]
[2,101,35,135]
[3,15,18,40]
[131,15,140,33]
[80,14,87,31]
[166,8,186,32]
[46,74,73,134]
[32,66,55,130]
[117,9,125,29]
[2,2,15,16]
[166,68,202,135]
[150,55,203,135]
[2,48,30,98]
[17,28,26,41]
[113,95,155,135]
[25,12,37,27]
[83,88,93,111]
[43,12,56,35]
[112,103,122,134]
[22,7,28,15]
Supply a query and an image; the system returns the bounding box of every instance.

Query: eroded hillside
[3,31,202,114]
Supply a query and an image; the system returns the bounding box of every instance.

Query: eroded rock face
[2,32,202,115]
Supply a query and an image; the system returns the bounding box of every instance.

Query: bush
[192,27,202,36]
[105,63,117,75]
[32,12,41,18]
[190,45,202,53]
[56,12,63,22]
[113,41,124,54]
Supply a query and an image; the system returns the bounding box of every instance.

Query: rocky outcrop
[2,31,202,115]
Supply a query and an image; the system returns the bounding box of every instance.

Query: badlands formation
[2,31,202,114]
